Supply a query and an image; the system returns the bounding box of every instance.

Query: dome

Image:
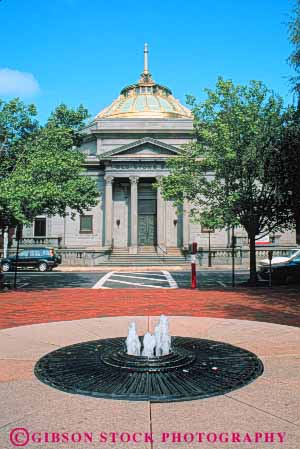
[96,44,192,120]
[96,86,192,119]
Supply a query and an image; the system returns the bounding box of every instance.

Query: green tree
[286,0,300,243]
[278,106,300,244]
[0,98,39,228]
[46,103,89,146]
[0,99,99,230]
[160,78,292,285]
[288,0,300,104]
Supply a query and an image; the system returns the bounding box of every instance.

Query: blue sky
[0,0,296,122]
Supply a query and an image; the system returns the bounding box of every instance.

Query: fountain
[141,332,156,357]
[126,321,141,356]
[34,315,264,402]
[126,315,171,357]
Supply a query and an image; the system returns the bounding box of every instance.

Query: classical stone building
[20,45,296,264]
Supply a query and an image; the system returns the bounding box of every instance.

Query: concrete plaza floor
[0,315,299,449]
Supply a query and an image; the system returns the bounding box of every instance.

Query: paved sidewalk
[54,265,248,272]
[1,316,300,449]
[0,287,299,329]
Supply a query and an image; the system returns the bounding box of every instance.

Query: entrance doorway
[138,183,157,246]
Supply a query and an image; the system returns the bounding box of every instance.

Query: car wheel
[1,263,10,272]
[38,262,48,272]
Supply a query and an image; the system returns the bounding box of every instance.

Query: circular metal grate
[35,337,264,402]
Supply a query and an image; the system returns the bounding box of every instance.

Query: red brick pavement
[0,287,299,329]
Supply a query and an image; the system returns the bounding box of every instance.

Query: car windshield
[288,249,300,258]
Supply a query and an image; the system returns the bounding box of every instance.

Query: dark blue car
[1,247,62,272]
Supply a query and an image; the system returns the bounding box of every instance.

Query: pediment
[100,137,183,159]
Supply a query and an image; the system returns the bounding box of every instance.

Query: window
[34,218,46,237]
[41,248,51,256]
[19,250,30,258]
[29,250,42,257]
[80,215,93,233]
[138,199,156,214]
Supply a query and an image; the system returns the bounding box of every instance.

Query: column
[104,175,114,247]
[156,176,166,253]
[129,176,139,254]
[183,198,190,249]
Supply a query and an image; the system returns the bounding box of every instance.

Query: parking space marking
[106,278,169,288]
[119,272,167,277]
[92,271,177,289]
[162,271,178,289]
[92,272,114,289]
[111,274,169,283]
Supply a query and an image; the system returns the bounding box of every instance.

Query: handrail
[157,244,167,263]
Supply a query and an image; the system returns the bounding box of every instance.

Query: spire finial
[138,43,153,85]
[144,43,149,74]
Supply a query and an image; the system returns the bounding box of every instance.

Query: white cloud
[0,68,40,96]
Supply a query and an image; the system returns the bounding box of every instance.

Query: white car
[259,248,300,267]
[258,248,300,282]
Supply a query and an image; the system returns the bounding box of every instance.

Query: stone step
[111,249,129,254]
[165,249,182,255]
[104,247,188,267]
[110,253,185,257]
[110,254,185,258]
[109,255,187,260]
[138,251,157,254]
[96,261,191,266]
[112,247,183,255]
[97,251,189,266]
[108,258,189,265]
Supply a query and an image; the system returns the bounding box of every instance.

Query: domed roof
[96,44,192,120]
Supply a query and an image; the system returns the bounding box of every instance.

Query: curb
[53,265,249,272]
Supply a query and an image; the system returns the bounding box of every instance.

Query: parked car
[0,247,62,272]
[258,248,300,283]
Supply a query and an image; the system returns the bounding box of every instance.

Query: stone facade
[21,125,296,253]
[20,47,296,255]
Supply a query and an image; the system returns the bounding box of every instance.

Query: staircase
[97,247,189,266]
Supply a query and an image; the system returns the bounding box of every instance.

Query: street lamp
[267,233,275,288]
[13,224,22,289]
[201,226,214,267]
[208,230,212,267]
[268,250,273,288]
[231,226,237,288]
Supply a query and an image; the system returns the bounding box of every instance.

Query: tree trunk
[248,233,257,286]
